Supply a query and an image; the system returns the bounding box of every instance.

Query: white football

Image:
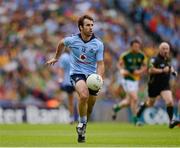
[86,74,103,91]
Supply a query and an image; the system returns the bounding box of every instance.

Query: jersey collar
[78,33,96,43]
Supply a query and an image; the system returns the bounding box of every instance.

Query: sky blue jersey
[58,52,71,85]
[64,34,104,76]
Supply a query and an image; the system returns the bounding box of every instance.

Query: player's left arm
[97,60,104,78]
[134,63,147,75]
[134,55,147,75]
[96,42,104,78]
[46,39,66,66]
[169,65,178,77]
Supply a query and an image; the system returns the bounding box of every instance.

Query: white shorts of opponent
[122,79,139,93]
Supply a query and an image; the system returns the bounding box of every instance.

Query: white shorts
[122,79,139,93]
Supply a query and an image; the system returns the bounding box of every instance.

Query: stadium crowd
[116,0,179,53]
[0,0,179,117]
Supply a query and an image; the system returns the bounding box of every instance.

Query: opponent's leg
[137,98,155,118]
[129,91,138,124]
[161,90,180,129]
[112,97,130,120]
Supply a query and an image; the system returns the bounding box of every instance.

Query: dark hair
[78,15,94,31]
[130,37,142,46]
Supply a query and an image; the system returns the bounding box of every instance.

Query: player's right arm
[46,39,65,66]
[118,54,129,76]
[148,57,170,74]
[57,54,66,83]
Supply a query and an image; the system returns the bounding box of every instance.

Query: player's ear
[80,25,83,31]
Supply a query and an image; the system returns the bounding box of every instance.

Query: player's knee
[79,91,89,103]
[131,96,138,103]
[129,92,138,101]
[166,99,174,106]
[147,100,154,107]
[134,97,138,102]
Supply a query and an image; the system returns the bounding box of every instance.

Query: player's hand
[120,69,129,76]
[172,71,178,77]
[170,66,175,73]
[162,66,170,73]
[45,58,58,66]
[134,69,141,75]
[170,66,178,77]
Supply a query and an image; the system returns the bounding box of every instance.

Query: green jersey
[120,50,146,81]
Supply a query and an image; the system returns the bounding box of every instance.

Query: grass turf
[0,122,180,147]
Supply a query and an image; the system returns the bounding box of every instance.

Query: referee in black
[136,42,180,128]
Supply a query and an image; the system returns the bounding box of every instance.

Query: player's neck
[80,33,92,42]
[131,49,139,54]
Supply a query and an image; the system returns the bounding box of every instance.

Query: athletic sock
[113,104,121,113]
[132,116,138,124]
[137,102,147,118]
[79,116,87,124]
[167,106,173,122]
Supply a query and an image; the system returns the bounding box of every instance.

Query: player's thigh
[123,80,138,93]
[123,80,138,101]
[127,93,138,103]
[160,90,174,105]
[128,91,138,101]
[75,80,89,99]
[70,74,89,99]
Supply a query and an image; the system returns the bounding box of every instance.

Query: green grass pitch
[0,122,180,147]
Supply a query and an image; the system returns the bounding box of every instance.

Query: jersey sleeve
[96,42,104,61]
[64,36,73,48]
[119,51,127,62]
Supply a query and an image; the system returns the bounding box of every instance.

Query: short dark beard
[159,52,170,60]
